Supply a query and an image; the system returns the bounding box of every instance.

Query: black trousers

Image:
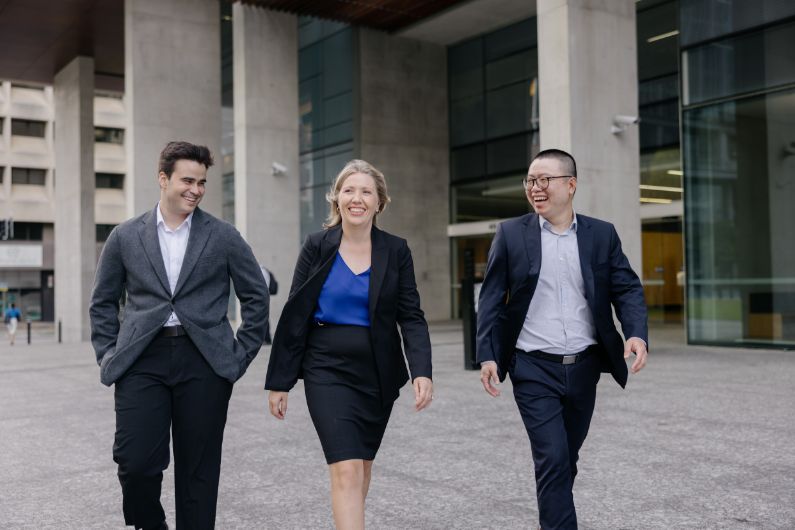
[113,335,233,530]
[509,348,602,530]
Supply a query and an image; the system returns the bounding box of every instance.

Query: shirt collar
[156,202,193,233]
[539,210,578,234]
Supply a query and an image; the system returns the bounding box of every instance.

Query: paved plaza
[1,322,794,529]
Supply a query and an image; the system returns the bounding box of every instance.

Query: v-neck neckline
[337,252,371,277]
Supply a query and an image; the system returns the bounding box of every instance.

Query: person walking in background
[4,303,21,345]
[260,266,279,345]
[89,141,269,530]
[476,149,648,530]
[265,159,433,530]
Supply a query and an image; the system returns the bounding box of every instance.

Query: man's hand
[413,377,433,412]
[268,391,289,419]
[624,337,648,374]
[480,361,501,397]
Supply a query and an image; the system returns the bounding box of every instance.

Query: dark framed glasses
[522,175,574,190]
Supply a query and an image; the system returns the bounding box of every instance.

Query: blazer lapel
[523,213,542,277]
[318,225,343,271]
[138,206,171,295]
[576,214,596,303]
[368,226,388,321]
[173,208,213,297]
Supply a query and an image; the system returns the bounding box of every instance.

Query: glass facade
[638,1,682,205]
[637,0,685,325]
[448,17,538,224]
[682,4,795,346]
[680,0,795,47]
[298,17,354,240]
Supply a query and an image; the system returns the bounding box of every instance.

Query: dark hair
[532,148,577,178]
[158,141,214,178]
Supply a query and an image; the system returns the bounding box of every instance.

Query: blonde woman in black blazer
[265,159,433,529]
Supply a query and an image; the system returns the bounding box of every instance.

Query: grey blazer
[89,206,269,386]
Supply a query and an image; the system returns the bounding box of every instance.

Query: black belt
[157,325,187,337]
[516,344,598,365]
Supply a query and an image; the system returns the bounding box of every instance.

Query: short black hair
[158,141,214,178]
[531,148,577,178]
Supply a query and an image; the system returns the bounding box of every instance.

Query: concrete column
[537,0,642,271]
[233,4,299,321]
[125,0,222,217]
[54,56,95,342]
[358,29,451,320]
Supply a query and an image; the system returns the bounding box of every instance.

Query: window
[11,167,46,185]
[96,224,117,242]
[95,173,124,189]
[684,87,795,346]
[6,222,44,241]
[94,127,125,145]
[11,119,46,138]
[448,17,539,223]
[298,17,354,238]
[684,20,795,105]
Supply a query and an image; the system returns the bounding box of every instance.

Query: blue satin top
[313,253,371,327]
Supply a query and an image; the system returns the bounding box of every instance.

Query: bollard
[58,320,62,343]
[462,249,479,370]
[27,321,31,344]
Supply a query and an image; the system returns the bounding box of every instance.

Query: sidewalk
[1,321,793,529]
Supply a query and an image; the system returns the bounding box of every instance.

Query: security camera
[613,114,639,125]
[271,162,287,176]
[611,115,640,134]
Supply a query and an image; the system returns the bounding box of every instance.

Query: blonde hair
[324,159,391,228]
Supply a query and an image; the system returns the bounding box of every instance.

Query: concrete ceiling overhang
[238,0,474,32]
[397,0,537,45]
[0,0,124,91]
[0,0,536,90]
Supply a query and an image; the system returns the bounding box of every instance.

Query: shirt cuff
[480,360,498,367]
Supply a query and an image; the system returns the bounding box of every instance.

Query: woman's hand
[413,377,433,412]
[268,391,289,419]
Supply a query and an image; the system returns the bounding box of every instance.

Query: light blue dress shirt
[514,213,597,355]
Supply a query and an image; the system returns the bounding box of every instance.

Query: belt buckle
[562,354,577,365]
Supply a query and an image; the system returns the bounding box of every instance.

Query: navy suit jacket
[476,212,647,388]
[265,225,432,405]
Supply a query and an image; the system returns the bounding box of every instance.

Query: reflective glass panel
[684,88,795,346]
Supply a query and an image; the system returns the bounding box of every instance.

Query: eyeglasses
[523,174,574,190]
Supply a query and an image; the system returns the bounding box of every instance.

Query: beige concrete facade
[53,57,95,342]
[233,4,300,320]
[537,0,642,271]
[357,29,451,321]
[124,0,223,218]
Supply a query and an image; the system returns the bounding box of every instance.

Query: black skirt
[302,324,394,464]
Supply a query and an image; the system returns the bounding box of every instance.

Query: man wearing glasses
[476,149,648,530]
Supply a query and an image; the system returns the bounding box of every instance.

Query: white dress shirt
[515,213,597,355]
[156,203,193,327]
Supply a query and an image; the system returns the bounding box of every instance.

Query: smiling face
[526,156,576,223]
[337,172,380,229]
[158,159,207,219]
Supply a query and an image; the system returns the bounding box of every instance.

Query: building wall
[0,80,127,320]
[0,81,128,226]
[357,29,451,320]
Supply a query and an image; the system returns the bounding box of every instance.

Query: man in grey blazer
[90,141,269,530]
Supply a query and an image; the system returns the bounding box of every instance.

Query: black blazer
[476,213,648,388]
[265,225,432,405]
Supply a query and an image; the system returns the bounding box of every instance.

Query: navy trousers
[509,348,602,530]
[113,335,233,530]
